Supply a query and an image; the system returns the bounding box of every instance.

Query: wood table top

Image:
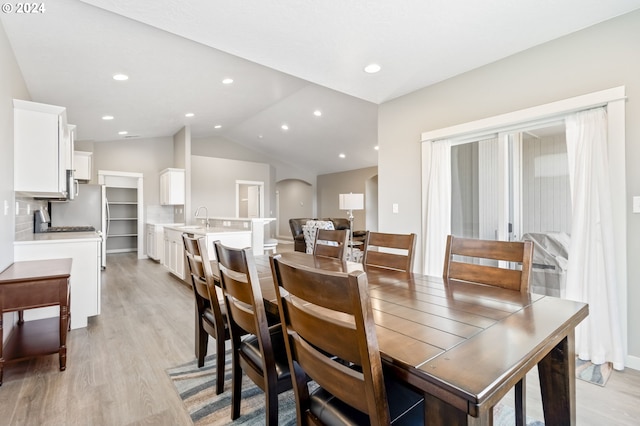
[0,258,72,284]
[253,251,589,414]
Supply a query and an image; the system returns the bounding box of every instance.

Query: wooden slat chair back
[312,228,349,260]
[270,254,424,426]
[443,235,534,292]
[214,241,292,425]
[182,234,230,395]
[363,231,417,272]
[442,234,534,424]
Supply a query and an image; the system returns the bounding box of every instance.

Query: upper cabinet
[14,99,73,198]
[160,168,185,205]
[74,151,93,182]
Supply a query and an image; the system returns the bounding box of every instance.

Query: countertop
[163,225,252,235]
[15,231,102,244]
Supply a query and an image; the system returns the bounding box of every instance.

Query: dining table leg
[424,393,491,426]
[537,331,577,426]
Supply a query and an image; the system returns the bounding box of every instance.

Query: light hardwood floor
[1,247,639,425]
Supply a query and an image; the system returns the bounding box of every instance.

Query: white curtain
[565,107,624,370]
[423,140,451,276]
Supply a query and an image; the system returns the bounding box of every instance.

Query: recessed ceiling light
[222,78,234,84]
[258,134,263,139]
[281,124,289,131]
[313,110,322,117]
[374,145,379,150]
[339,153,346,159]
[214,124,222,129]
[102,115,114,120]
[364,63,381,74]
[185,113,195,118]
[118,131,128,135]
[113,74,128,81]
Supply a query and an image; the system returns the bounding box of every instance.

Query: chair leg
[265,388,278,426]
[215,334,226,395]
[195,316,208,368]
[515,377,526,426]
[231,350,242,420]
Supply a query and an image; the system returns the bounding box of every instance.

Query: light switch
[3,200,8,216]
[633,196,640,213]
[392,203,399,214]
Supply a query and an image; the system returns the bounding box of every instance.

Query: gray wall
[317,166,378,231]
[378,11,640,362]
[192,134,315,184]
[276,179,315,238]
[190,155,271,221]
[0,21,29,342]
[92,137,175,209]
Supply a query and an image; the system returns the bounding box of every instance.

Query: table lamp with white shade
[339,193,364,257]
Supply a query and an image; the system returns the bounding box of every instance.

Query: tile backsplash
[15,197,47,240]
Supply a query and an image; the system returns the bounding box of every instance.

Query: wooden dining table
[250,251,588,426]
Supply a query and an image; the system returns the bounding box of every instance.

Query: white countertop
[146,222,185,226]
[15,231,102,244]
[164,225,252,235]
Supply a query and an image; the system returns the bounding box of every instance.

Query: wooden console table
[0,258,72,385]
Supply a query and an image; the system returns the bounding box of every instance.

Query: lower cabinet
[14,237,101,330]
[146,224,165,262]
[163,228,185,281]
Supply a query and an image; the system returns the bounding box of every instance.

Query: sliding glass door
[450,123,571,243]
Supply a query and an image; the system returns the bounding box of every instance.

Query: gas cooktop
[45,225,96,233]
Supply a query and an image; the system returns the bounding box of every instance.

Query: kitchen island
[162,225,252,281]
[205,217,276,255]
[14,231,102,329]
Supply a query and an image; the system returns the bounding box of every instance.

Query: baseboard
[626,354,640,371]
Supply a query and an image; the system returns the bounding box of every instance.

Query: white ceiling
[3,0,639,175]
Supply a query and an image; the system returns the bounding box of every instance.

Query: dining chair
[182,233,230,395]
[214,241,293,425]
[362,231,417,272]
[270,253,424,425]
[443,234,534,425]
[442,234,534,292]
[312,228,349,260]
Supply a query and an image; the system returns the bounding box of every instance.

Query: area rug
[576,358,613,386]
[167,353,543,425]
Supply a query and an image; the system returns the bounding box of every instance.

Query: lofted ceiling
[2,0,640,175]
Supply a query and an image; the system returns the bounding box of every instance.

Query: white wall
[0,20,30,341]
[379,10,640,362]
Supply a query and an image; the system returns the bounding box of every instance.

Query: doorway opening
[236,180,264,218]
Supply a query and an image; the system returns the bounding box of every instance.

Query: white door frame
[235,180,264,218]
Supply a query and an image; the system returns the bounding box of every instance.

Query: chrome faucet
[194,206,210,229]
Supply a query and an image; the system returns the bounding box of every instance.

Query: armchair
[289,218,366,253]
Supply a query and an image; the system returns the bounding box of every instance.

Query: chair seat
[202,302,228,330]
[309,375,424,425]
[240,324,291,381]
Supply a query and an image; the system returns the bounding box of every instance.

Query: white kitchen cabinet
[14,99,72,198]
[146,224,157,260]
[74,150,93,181]
[163,227,185,280]
[146,223,168,262]
[160,168,185,205]
[14,235,102,330]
